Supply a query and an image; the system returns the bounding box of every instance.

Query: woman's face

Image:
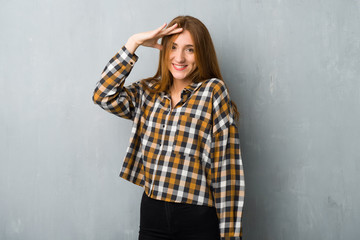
[168,30,196,83]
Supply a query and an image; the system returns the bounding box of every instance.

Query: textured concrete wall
[1,0,359,239]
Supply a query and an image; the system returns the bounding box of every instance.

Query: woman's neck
[170,79,192,94]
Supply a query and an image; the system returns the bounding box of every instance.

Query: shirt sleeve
[92,46,140,120]
[210,81,245,240]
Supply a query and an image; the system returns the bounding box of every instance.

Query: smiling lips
[172,63,188,71]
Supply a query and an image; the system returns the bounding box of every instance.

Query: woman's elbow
[92,91,102,105]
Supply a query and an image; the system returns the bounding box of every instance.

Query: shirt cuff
[117,45,139,66]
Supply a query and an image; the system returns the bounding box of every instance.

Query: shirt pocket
[172,111,212,158]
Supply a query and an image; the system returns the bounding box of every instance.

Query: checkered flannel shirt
[93,46,245,240]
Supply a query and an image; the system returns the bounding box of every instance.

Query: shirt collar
[160,81,204,100]
[184,81,203,93]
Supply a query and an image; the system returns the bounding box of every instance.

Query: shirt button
[162,124,165,128]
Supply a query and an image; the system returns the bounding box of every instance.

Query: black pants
[139,192,220,240]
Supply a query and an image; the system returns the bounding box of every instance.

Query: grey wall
[1,0,359,239]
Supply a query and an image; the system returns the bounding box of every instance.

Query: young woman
[93,15,245,240]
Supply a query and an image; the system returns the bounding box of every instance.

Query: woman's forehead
[172,30,194,46]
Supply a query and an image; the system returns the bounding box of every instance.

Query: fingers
[153,43,163,51]
[153,23,183,39]
[162,23,183,36]
[153,23,167,34]
[167,27,183,35]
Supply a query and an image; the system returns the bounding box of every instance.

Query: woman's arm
[92,23,183,120]
[92,46,140,120]
[210,80,245,240]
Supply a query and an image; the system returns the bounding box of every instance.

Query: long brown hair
[141,15,240,121]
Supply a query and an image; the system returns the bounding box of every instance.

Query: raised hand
[125,23,183,54]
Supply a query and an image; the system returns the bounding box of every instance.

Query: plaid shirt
[93,46,245,240]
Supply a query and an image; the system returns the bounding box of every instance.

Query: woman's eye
[187,48,194,53]
[171,45,176,50]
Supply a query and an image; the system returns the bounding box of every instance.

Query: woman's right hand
[125,23,183,54]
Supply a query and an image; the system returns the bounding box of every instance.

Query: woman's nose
[174,50,185,62]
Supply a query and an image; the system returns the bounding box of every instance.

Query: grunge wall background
[1,0,359,239]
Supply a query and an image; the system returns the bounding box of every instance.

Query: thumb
[154,43,163,51]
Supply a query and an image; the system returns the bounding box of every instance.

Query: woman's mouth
[172,64,187,71]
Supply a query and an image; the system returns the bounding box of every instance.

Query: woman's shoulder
[202,78,228,94]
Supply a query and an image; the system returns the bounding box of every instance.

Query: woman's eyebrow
[172,42,194,47]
